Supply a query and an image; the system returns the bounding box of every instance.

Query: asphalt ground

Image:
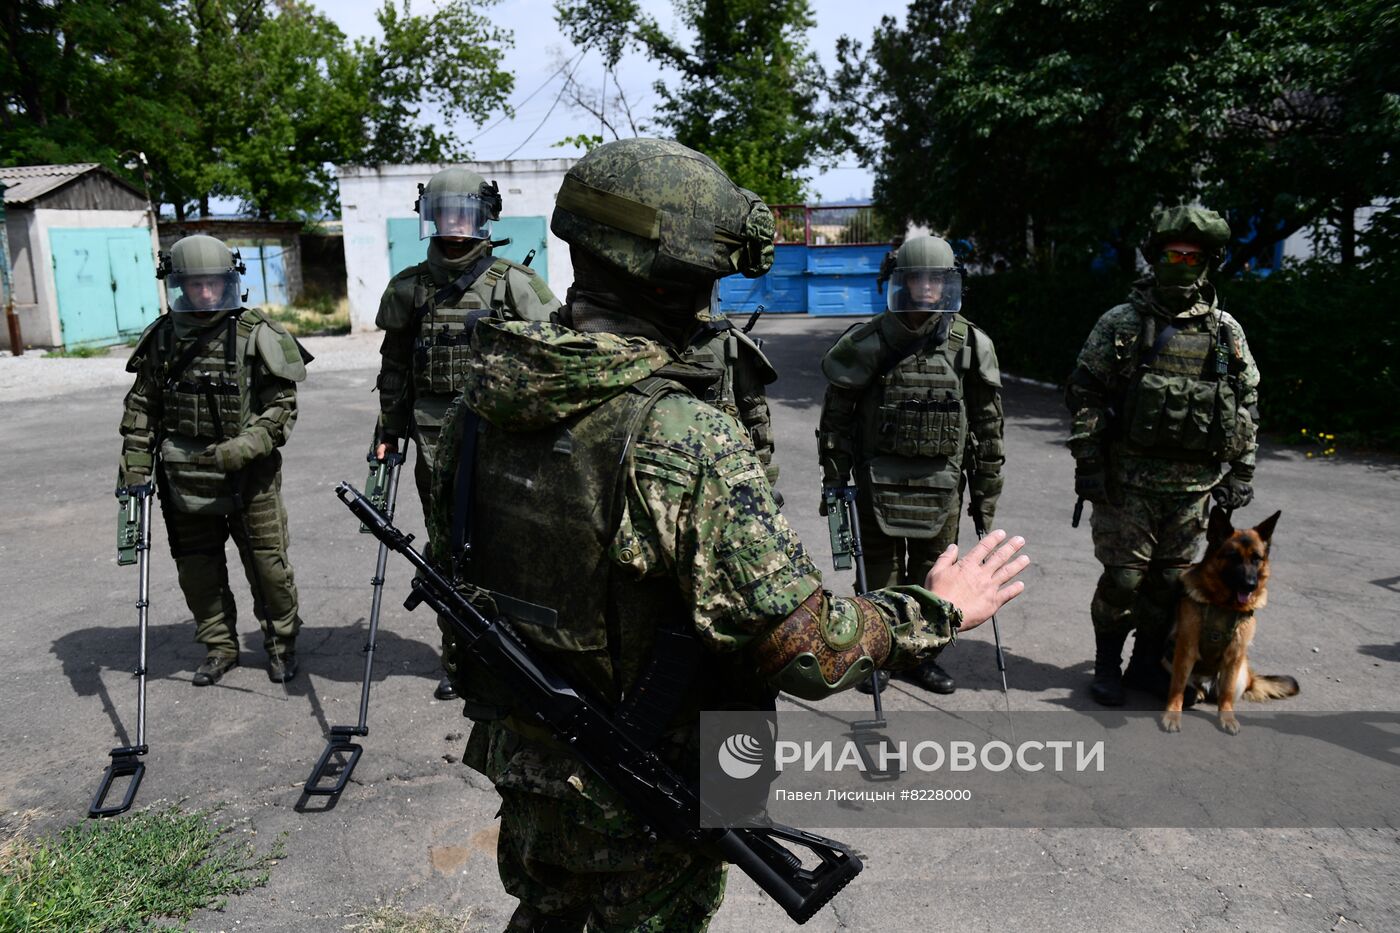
[1,315,1397,931]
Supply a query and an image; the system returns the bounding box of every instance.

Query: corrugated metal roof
[0,163,103,205]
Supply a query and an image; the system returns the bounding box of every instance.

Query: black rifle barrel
[335,482,860,924]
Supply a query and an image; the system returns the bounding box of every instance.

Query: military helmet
[887,234,962,314]
[416,167,502,241]
[551,138,775,289]
[158,234,246,312]
[1142,206,1231,258]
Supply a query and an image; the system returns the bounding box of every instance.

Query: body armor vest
[152,311,264,515]
[457,379,696,727]
[1168,605,1248,678]
[857,320,971,538]
[160,313,257,442]
[1121,311,1247,461]
[413,259,511,397]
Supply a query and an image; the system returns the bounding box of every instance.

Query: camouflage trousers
[1088,489,1211,639]
[409,406,458,674]
[161,457,301,656]
[858,493,962,591]
[467,722,727,932]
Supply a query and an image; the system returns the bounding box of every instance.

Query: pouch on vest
[864,456,960,538]
[874,388,965,459]
[1125,373,1244,458]
[157,434,242,515]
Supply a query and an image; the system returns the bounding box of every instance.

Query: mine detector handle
[336,481,862,924]
[91,481,154,817]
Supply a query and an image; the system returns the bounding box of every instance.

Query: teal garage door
[387,215,550,283]
[50,228,160,347]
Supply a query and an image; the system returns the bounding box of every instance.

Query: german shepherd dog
[1161,507,1299,734]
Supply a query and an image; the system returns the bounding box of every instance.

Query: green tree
[556,0,830,203]
[0,0,516,220]
[833,0,1400,271]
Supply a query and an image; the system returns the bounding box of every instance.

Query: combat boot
[1089,631,1127,706]
[192,653,239,687]
[1122,633,1194,706]
[854,670,890,694]
[433,676,458,701]
[267,648,298,683]
[906,659,955,694]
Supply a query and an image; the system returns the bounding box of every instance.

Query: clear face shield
[166,270,244,312]
[887,267,963,314]
[418,192,493,241]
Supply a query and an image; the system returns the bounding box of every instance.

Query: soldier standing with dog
[1066,206,1261,706]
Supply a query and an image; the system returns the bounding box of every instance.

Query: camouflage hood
[464,319,673,429]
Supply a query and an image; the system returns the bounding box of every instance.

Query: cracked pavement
[1,316,1396,931]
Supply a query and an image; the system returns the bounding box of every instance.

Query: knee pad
[1094,565,1147,610]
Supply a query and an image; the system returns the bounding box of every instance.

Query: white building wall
[337,159,577,333]
[3,208,153,349]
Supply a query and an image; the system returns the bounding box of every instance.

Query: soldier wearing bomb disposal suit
[371,167,561,700]
[817,235,1007,696]
[423,139,1029,931]
[118,235,311,685]
[1066,206,1260,706]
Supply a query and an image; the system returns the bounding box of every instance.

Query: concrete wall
[338,159,576,332]
[0,207,154,350]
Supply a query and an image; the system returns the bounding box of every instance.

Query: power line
[504,48,590,160]
[472,47,589,145]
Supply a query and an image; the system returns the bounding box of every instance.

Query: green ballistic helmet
[551,138,775,288]
[887,235,962,313]
[1142,206,1231,258]
[415,167,501,240]
[158,235,246,312]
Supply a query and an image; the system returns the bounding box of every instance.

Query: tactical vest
[858,320,972,537]
[454,378,716,739]
[152,312,264,514]
[1121,311,1248,461]
[413,259,513,397]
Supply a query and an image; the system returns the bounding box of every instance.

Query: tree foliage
[556,0,830,203]
[0,0,515,219]
[833,0,1400,271]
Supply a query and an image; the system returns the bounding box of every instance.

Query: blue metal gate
[716,204,890,316]
[50,227,160,347]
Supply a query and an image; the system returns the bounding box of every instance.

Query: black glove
[968,497,996,532]
[1211,472,1254,511]
[1074,464,1111,505]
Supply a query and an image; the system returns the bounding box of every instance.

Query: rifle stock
[336,482,861,924]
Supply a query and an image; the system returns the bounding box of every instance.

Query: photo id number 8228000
[906,788,971,802]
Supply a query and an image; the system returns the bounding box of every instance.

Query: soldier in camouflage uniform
[817,235,1006,696]
[372,167,561,700]
[118,235,311,685]
[424,138,1029,932]
[1066,206,1260,706]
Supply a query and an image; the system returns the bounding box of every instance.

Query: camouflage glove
[1211,468,1254,511]
[968,496,997,532]
[118,451,154,490]
[1074,461,1113,505]
[206,432,266,473]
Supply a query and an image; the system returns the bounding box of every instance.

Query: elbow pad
[751,590,892,701]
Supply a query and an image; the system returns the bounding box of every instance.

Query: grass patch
[259,295,351,337]
[43,345,110,358]
[345,904,478,932]
[0,804,285,931]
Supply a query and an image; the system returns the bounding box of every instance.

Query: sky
[308,0,910,203]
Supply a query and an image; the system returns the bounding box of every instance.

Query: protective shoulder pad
[966,322,1002,387]
[499,258,561,316]
[820,319,883,389]
[732,327,778,385]
[126,315,170,373]
[376,263,430,330]
[250,317,310,382]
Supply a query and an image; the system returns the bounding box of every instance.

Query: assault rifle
[822,485,885,724]
[336,482,861,925]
